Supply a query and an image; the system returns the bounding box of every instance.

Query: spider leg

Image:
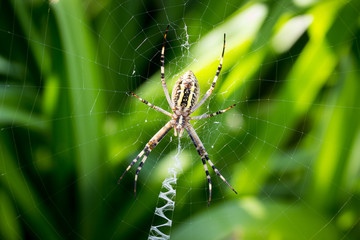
[118,121,173,199]
[190,104,236,120]
[205,156,238,195]
[185,123,237,206]
[191,33,226,113]
[129,91,172,117]
[185,125,212,206]
[199,151,212,207]
[117,146,148,183]
[134,149,151,199]
[160,25,174,109]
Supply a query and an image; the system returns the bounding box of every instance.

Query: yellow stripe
[186,84,196,110]
[177,84,185,107]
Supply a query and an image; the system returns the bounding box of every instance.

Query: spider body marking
[171,70,199,137]
[118,25,237,206]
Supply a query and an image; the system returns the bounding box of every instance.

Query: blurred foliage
[1,0,360,239]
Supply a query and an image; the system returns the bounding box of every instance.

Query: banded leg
[190,104,236,120]
[204,156,237,194]
[200,152,212,206]
[160,25,173,109]
[117,146,149,183]
[134,150,152,199]
[186,125,213,206]
[129,91,172,117]
[185,123,237,206]
[118,121,173,198]
[191,33,226,113]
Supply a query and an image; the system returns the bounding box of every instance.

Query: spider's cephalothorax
[171,70,200,137]
[119,25,237,206]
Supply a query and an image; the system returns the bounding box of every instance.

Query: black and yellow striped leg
[190,104,236,120]
[205,156,237,194]
[191,33,226,113]
[160,25,173,109]
[129,91,172,117]
[134,149,152,199]
[199,150,212,207]
[118,121,173,199]
[185,123,237,206]
[186,127,212,206]
[118,146,149,183]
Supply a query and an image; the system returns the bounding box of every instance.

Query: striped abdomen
[171,70,200,113]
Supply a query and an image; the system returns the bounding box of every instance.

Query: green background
[1,0,360,239]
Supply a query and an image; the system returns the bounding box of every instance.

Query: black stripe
[144,150,151,156]
[180,88,191,106]
[129,159,137,166]
[157,125,172,142]
[189,134,198,147]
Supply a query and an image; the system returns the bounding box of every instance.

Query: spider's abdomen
[171,70,200,113]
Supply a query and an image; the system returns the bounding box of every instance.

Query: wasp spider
[118,25,237,206]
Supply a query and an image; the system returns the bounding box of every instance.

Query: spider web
[1,0,360,239]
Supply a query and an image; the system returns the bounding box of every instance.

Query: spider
[118,25,237,206]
